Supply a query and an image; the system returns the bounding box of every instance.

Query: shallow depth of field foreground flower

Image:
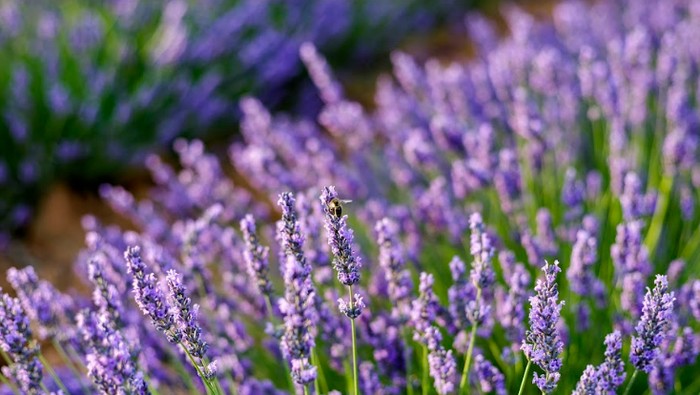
[2,0,700,394]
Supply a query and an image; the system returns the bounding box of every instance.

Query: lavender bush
[2,0,700,393]
[0,0,466,240]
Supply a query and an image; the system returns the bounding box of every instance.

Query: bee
[327,197,352,218]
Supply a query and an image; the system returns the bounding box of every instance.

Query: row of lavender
[2,0,700,393]
[0,0,464,238]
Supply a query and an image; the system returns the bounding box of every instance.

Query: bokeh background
[0,0,554,286]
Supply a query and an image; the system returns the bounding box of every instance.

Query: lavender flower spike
[240,214,273,297]
[320,186,362,287]
[469,212,495,290]
[522,260,565,394]
[425,326,458,395]
[0,290,43,394]
[166,269,208,359]
[572,365,599,395]
[277,192,318,386]
[125,246,181,343]
[596,331,625,394]
[630,275,675,373]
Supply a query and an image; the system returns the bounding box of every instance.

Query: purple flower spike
[631,275,675,373]
[411,272,440,341]
[277,192,318,385]
[7,266,74,341]
[320,186,362,286]
[572,365,599,395]
[567,230,605,304]
[78,309,149,394]
[125,246,181,343]
[0,291,43,394]
[473,354,506,395]
[596,331,625,394]
[522,260,565,394]
[469,212,495,290]
[376,217,413,321]
[425,326,457,395]
[338,294,365,320]
[166,270,208,359]
[240,214,273,297]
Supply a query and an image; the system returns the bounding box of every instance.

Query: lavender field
[2,0,700,394]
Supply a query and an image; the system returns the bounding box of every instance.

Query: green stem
[622,370,639,395]
[349,286,359,395]
[459,288,482,394]
[645,175,674,256]
[53,340,90,393]
[39,353,70,395]
[422,345,429,395]
[182,346,217,395]
[303,385,310,395]
[311,348,325,395]
[517,360,532,395]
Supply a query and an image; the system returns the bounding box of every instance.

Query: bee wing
[339,199,353,204]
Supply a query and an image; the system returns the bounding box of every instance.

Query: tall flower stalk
[459,212,495,394]
[623,275,675,395]
[277,192,318,394]
[520,260,565,395]
[125,246,221,395]
[321,186,365,395]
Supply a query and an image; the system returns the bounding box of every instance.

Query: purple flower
[166,269,208,359]
[0,291,44,394]
[469,212,495,290]
[425,326,457,395]
[496,259,530,349]
[572,365,599,395]
[125,246,181,343]
[411,272,440,342]
[277,192,318,385]
[240,214,273,298]
[77,309,149,394]
[596,331,625,394]
[522,260,565,394]
[567,229,605,304]
[360,361,384,395]
[6,266,74,341]
[448,256,476,331]
[376,217,413,321]
[338,293,366,320]
[320,186,362,286]
[473,354,506,395]
[630,275,675,373]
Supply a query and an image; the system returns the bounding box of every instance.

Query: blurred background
[0,0,554,285]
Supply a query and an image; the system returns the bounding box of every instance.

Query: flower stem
[304,385,310,395]
[39,353,69,395]
[311,348,325,395]
[182,345,217,395]
[517,360,532,395]
[349,285,359,395]
[422,344,429,395]
[53,340,91,394]
[645,174,674,256]
[622,370,639,395]
[459,287,482,394]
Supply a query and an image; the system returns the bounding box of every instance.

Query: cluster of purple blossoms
[0,291,44,394]
[522,260,564,394]
[630,275,676,373]
[320,186,365,319]
[240,214,273,299]
[425,326,457,395]
[573,331,625,395]
[277,192,318,386]
[375,217,413,321]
